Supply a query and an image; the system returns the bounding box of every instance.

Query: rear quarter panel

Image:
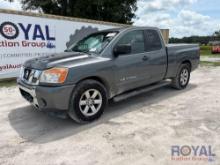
[166,44,200,78]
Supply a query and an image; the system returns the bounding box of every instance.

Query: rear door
[143,29,167,83]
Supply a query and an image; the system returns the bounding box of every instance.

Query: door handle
[142,56,149,61]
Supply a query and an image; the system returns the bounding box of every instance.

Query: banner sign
[0,12,117,79]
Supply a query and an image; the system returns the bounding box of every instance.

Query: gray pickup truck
[17,27,200,123]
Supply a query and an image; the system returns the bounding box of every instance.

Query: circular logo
[0,22,19,39]
[180,145,191,156]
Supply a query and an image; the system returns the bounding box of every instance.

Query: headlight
[40,68,68,84]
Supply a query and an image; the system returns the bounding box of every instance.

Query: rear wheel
[171,63,191,89]
[68,80,107,123]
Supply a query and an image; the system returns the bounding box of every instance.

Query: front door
[114,30,152,93]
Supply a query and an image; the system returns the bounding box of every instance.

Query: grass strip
[0,79,16,87]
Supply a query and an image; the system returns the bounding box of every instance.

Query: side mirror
[113,44,131,56]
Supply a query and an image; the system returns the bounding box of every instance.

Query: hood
[24,52,98,70]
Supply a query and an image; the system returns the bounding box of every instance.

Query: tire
[171,63,191,90]
[68,79,108,123]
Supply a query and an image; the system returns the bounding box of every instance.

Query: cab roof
[98,26,159,33]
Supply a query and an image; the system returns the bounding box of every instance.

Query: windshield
[68,31,118,55]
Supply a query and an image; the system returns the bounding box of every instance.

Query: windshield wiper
[78,50,92,55]
[65,48,97,56]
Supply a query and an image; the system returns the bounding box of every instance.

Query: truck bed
[166,43,199,49]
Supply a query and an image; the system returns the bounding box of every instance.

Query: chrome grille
[20,67,42,85]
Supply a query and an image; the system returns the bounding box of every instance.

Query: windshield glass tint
[70,31,118,55]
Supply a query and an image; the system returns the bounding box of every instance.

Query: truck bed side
[165,44,200,78]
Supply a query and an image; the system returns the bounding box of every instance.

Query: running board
[113,80,171,102]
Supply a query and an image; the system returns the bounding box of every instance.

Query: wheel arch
[181,60,192,71]
[76,76,111,98]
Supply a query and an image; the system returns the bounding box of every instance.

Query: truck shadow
[8,84,197,144]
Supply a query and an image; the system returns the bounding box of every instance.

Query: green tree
[169,36,212,45]
[6,0,137,24]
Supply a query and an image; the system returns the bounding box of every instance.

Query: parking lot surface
[0,66,220,165]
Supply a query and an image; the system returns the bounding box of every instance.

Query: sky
[0,0,220,38]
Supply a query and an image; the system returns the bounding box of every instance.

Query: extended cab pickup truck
[17,27,200,123]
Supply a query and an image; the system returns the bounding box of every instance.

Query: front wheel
[68,80,108,123]
[171,63,191,90]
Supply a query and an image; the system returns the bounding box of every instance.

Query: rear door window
[144,30,162,52]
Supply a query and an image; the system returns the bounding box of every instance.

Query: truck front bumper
[17,78,75,111]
